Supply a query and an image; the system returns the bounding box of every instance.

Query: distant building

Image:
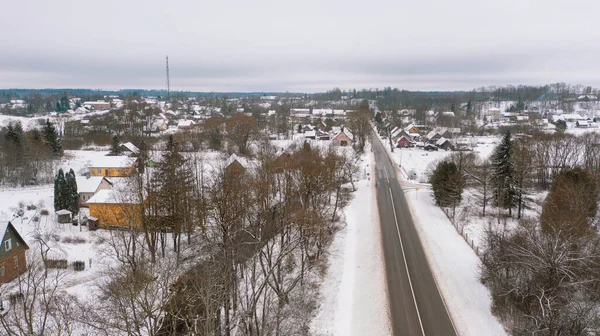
[83,101,110,110]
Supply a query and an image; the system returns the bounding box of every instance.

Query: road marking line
[389,187,426,336]
[384,167,389,182]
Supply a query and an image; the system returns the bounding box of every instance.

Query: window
[4,239,11,251]
[0,264,4,277]
[13,256,18,269]
[97,169,102,174]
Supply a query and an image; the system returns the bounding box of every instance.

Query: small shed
[56,209,73,224]
[87,216,99,231]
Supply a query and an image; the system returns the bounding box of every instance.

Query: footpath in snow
[378,135,507,336]
[311,148,392,336]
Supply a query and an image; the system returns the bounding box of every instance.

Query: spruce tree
[466,99,472,117]
[65,169,79,213]
[492,130,517,215]
[43,119,62,156]
[108,135,123,156]
[54,169,66,211]
[151,135,194,253]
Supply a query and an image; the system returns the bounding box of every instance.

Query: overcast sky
[2,0,600,92]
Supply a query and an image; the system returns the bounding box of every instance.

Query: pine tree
[450,102,456,112]
[54,169,66,211]
[56,102,62,112]
[109,135,123,156]
[43,119,62,156]
[492,130,517,216]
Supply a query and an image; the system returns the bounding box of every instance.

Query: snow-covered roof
[76,176,109,194]
[89,156,136,168]
[121,142,140,154]
[577,120,589,126]
[426,130,439,140]
[436,137,451,146]
[56,209,72,215]
[304,130,316,137]
[86,189,116,204]
[177,120,195,127]
[0,221,9,240]
[87,189,139,205]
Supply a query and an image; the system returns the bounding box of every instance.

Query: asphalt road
[372,134,457,336]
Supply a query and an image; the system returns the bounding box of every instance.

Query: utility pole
[165,55,170,102]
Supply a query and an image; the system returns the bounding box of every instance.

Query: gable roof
[0,221,29,250]
[436,137,451,146]
[332,128,354,142]
[121,142,140,154]
[89,156,136,169]
[404,124,419,133]
[76,176,112,194]
[87,189,139,204]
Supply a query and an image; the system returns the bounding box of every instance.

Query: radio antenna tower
[165,55,171,101]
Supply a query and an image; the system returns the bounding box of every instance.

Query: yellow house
[89,156,137,177]
[87,189,142,229]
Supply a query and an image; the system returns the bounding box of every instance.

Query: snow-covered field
[311,147,391,336]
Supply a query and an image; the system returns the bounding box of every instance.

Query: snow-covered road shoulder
[311,149,392,336]
[376,134,507,336]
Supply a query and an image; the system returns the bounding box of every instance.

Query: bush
[73,261,85,271]
[26,203,37,211]
[40,209,49,216]
[32,216,39,222]
[45,259,68,269]
[62,236,87,244]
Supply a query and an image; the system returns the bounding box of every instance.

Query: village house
[177,119,195,130]
[331,128,353,146]
[395,135,415,148]
[88,156,137,177]
[0,221,29,284]
[83,101,110,110]
[436,137,454,151]
[87,189,142,229]
[425,130,442,143]
[120,142,140,155]
[576,120,590,128]
[76,176,113,207]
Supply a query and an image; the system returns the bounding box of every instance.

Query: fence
[442,208,481,258]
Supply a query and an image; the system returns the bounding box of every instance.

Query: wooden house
[395,135,415,148]
[76,176,113,207]
[0,221,29,283]
[88,156,137,177]
[332,128,353,146]
[87,190,142,229]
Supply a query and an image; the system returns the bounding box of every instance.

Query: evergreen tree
[54,169,66,211]
[492,130,517,215]
[43,119,62,155]
[65,169,79,213]
[60,95,70,111]
[109,135,123,156]
[32,128,41,141]
[56,102,62,112]
[450,102,456,112]
[466,99,472,117]
[430,161,464,208]
[151,135,194,254]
